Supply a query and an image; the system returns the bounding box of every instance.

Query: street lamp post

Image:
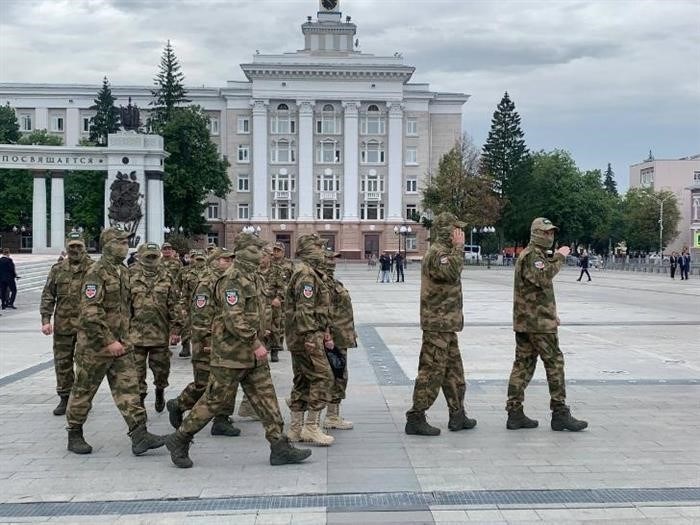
[652,194,672,258]
[393,223,412,268]
[242,224,262,236]
[479,226,496,268]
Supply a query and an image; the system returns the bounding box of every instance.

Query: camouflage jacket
[178,264,206,317]
[40,255,94,335]
[161,257,182,289]
[284,261,331,348]
[210,262,266,369]
[513,244,564,333]
[268,258,293,301]
[328,277,357,349]
[420,241,464,332]
[190,267,221,347]
[258,266,274,332]
[78,259,130,350]
[128,265,182,346]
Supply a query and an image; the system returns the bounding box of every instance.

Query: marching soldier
[65,227,164,455]
[164,233,312,467]
[506,217,588,431]
[176,250,207,358]
[267,242,293,362]
[40,231,94,416]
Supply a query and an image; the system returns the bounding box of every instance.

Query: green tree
[17,129,63,146]
[160,106,230,234]
[603,162,618,196]
[422,135,502,230]
[65,171,105,244]
[622,187,681,253]
[0,104,20,143]
[150,40,190,129]
[89,77,121,146]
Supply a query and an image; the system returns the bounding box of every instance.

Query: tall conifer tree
[89,77,121,146]
[603,162,618,196]
[150,40,190,128]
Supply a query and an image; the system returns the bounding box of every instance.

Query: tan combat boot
[301,410,334,446]
[287,411,305,442]
[323,403,353,430]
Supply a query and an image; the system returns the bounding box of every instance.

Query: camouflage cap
[233,232,267,253]
[272,241,285,251]
[192,249,206,260]
[530,217,559,233]
[262,243,274,255]
[100,227,130,246]
[324,246,341,258]
[206,242,217,253]
[296,233,324,254]
[209,247,234,260]
[433,212,467,230]
[138,242,160,257]
[66,231,85,246]
[161,242,173,250]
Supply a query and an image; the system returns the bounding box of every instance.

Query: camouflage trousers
[329,348,348,404]
[66,347,147,432]
[180,363,284,444]
[407,331,466,416]
[53,333,77,395]
[175,341,235,417]
[133,345,170,395]
[506,332,566,412]
[288,334,334,412]
[268,305,285,350]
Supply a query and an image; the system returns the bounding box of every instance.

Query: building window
[21,233,33,250]
[81,116,92,133]
[361,105,385,135]
[360,140,385,164]
[361,174,384,193]
[271,140,296,163]
[316,140,341,163]
[237,145,250,163]
[316,104,340,134]
[237,173,250,192]
[694,171,700,182]
[405,204,417,221]
[406,117,418,136]
[237,203,249,220]
[271,172,296,192]
[316,201,341,220]
[271,104,295,134]
[237,117,250,134]
[316,172,340,192]
[360,202,384,220]
[693,195,700,221]
[406,177,417,193]
[207,203,219,220]
[405,147,417,165]
[207,232,219,246]
[19,114,32,132]
[50,115,64,132]
[209,117,219,136]
[405,234,417,251]
[272,202,296,220]
[640,167,654,186]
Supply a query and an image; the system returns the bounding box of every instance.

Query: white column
[297,100,315,220]
[35,108,48,131]
[387,102,404,221]
[50,174,65,250]
[65,107,80,146]
[146,172,165,245]
[32,173,47,253]
[342,101,360,220]
[251,99,269,220]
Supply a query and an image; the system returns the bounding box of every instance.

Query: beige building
[0,0,467,258]
[629,153,700,256]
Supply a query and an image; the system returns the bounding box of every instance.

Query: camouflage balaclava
[323,246,340,278]
[233,233,265,271]
[190,250,206,268]
[137,243,161,273]
[529,217,558,250]
[431,212,467,246]
[66,232,86,264]
[100,228,129,263]
[296,234,325,267]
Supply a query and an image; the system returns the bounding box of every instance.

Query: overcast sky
[1,0,699,190]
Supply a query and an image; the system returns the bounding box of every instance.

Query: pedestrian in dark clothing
[576,251,591,282]
[669,252,679,279]
[0,248,18,309]
[394,252,405,282]
[379,252,392,283]
[680,249,691,280]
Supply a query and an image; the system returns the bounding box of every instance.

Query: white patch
[440,256,449,265]
[534,261,545,269]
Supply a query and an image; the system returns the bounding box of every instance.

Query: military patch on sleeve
[225,290,238,306]
[84,284,97,299]
[195,294,208,308]
[534,260,545,269]
[302,284,314,298]
[440,256,449,265]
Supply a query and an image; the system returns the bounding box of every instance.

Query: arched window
[322,103,334,112]
[360,140,384,164]
[277,103,289,111]
[367,104,379,112]
[317,104,340,134]
[271,104,295,134]
[361,105,384,135]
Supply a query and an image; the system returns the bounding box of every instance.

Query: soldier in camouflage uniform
[285,234,335,446]
[161,242,186,355]
[129,243,182,413]
[166,248,240,437]
[506,217,588,432]
[40,232,94,416]
[267,242,293,362]
[176,250,207,358]
[65,227,164,456]
[164,233,312,467]
[322,246,357,430]
[405,212,477,436]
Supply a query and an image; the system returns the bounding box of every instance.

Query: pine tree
[89,77,120,146]
[150,40,190,129]
[603,162,618,196]
[0,103,20,143]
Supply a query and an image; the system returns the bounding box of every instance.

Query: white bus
[464,244,481,262]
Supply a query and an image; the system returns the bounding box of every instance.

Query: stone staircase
[13,257,61,294]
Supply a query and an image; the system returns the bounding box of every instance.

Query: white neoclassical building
[0,0,468,258]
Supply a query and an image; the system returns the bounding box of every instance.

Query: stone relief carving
[108,170,143,247]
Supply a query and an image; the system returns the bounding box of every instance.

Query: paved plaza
[0,260,698,524]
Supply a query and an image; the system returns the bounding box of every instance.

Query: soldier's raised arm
[520,251,566,288]
[425,246,463,283]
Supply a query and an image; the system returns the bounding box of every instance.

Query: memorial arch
[0,132,167,254]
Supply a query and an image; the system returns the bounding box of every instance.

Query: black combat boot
[405,412,441,436]
[178,341,191,358]
[165,430,193,468]
[67,426,93,455]
[270,347,280,362]
[139,393,146,409]
[130,424,166,455]
[269,436,312,466]
[211,415,241,436]
[53,394,69,416]
[166,398,183,429]
[507,407,539,430]
[155,388,165,413]
[448,408,477,431]
[551,406,588,432]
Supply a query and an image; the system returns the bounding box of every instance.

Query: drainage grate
[1,487,699,518]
